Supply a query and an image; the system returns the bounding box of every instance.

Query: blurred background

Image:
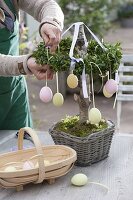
[19,0,133,133]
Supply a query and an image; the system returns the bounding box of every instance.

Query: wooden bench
[117,54,133,132]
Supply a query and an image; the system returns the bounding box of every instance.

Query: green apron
[0,0,33,130]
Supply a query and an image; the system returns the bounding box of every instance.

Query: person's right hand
[40,23,61,53]
[27,57,54,80]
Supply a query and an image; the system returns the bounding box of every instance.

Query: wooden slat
[117,94,133,101]
[119,66,133,72]
[119,75,133,82]
[121,54,133,63]
[118,85,133,92]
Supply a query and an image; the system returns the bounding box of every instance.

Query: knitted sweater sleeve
[19,0,64,31]
[0,54,31,76]
[0,0,64,76]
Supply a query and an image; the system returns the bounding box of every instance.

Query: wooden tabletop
[0,130,133,200]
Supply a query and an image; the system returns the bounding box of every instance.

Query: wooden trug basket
[0,127,77,191]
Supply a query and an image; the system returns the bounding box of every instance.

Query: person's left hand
[27,57,54,80]
[40,23,61,53]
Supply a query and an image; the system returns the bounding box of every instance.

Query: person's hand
[27,57,54,80]
[40,23,61,53]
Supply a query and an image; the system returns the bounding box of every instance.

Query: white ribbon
[113,69,120,109]
[84,24,107,51]
[115,70,119,84]
[62,22,107,98]
[82,66,89,98]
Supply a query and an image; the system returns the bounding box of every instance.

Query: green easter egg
[71,173,88,186]
[4,166,16,172]
[53,93,64,107]
[88,107,102,124]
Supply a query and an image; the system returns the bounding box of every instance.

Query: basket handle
[17,127,45,184]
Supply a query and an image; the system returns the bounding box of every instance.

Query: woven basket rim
[49,120,115,142]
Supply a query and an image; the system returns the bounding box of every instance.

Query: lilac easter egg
[23,161,34,170]
[39,86,53,103]
[104,79,118,94]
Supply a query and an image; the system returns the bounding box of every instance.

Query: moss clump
[55,115,108,137]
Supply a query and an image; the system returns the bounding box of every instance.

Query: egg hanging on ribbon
[104,79,118,94]
[39,86,53,103]
[53,92,64,107]
[88,107,102,124]
[103,86,113,98]
[67,74,78,89]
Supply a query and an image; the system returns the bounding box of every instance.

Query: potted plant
[32,23,122,166]
[118,2,133,28]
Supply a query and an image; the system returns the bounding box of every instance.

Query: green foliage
[118,2,133,19]
[55,115,108,137]
[58,0,121,36]
[32,37,122,77]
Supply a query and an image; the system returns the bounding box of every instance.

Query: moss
[54,116,108,137]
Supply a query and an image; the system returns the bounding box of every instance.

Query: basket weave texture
[49,120,115,166]
[0,127,77,191]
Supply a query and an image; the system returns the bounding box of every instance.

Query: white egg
[88,107,102,124]
[53,92,64,107]
[71,173,88,186]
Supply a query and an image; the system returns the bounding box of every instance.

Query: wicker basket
[49,120,115,167]
[0,127,77,191]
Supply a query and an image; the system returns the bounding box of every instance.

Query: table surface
[0,130,133,200]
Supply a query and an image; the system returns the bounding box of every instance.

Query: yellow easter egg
[53,93,64,107]
[35,160,50,168]
[103,86,113,98]
[4,166,16,172]
[88,107,102,124]
[71,173,88,186]
[67,74,78,89]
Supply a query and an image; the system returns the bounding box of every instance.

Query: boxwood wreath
[32,37,122,137]
[33,37,121,75]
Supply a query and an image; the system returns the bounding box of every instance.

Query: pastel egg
[88,107,102,124]
[23,161,34,170]
[103,86,113,98]
[53,93,64,107]
[67,74,78,89]
[39,86,53,103]
[35,160,50,168]
[104,79,118,94]
[4,166,16,172]
[71,173,88,186]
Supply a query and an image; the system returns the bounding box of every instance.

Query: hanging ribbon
[62,22,89,98]
[62,22,107,98]
[113,69,120,109]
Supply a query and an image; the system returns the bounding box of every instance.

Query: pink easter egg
[39,86,53,103]
[23,161,34,170]
[104,79,118,94]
